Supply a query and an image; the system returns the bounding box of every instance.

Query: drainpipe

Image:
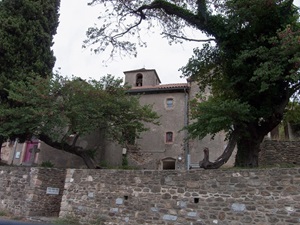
[11,138,19,165]
[184,87,190,170]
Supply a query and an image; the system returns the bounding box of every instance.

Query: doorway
[162,157,176,170]
[23,141,39,164]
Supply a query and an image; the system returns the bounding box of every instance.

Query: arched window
[166,98,174,108]
[136,73,143,86]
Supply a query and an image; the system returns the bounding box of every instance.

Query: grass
[53,214,108,225]
[0,210,8,217]
[53,215,81,225]
[0,161,8,166]
[11,215,24,221]
[0,210,29,222]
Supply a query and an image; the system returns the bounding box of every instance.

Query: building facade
[0,68,235,170]
[123,68,235,170]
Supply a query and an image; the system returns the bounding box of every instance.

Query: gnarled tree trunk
[235,140,259,167]
[77,151,97,169]
[199,130,238,169]
[39,133,97,169]
[234,131,265,167]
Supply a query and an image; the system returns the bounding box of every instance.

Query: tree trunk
[38,133,98,169]
[199,129,238,169]
[235,136,263,167]
[77,151,97,169]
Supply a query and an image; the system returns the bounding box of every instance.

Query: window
[136,73,143,86]
[166,98,173,108]
[166,132,173,143]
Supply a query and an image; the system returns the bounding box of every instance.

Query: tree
[0,0,60,85]
[85,0,300,167]
[0,0,60,159]
[0,74,159,168]
[281,97,300,138]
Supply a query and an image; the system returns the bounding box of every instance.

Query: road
[0,219,52,225]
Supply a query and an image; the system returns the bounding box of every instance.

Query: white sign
[15,152,20,159]
[46,187,60,195]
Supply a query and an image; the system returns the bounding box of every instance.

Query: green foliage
[188,97,253,139]
[0,210,8,217]
[187,0,299,166]
[94,215,108,225]
[98,160,109,168]
[122,155,129,167]
[11,215,23,221]
[0,0,60,142]
[53,215,81,225]
[40,160,55,168]
[0,73,159,153]
[283,101,300,124]
[0,0,60,86]
[86,149,97,159]
[86,0,300,167]
[281,100,300,138]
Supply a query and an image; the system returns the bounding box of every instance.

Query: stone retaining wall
[61,168,300,225]
[260,140,300,167]
[1,166,300,224]
[0,167,66,217]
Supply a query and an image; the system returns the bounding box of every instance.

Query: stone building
[0,138,86,168]
[0,68,234,169]
[123,68,233,170]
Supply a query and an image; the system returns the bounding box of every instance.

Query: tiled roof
[128,83,189,92]
[123,68,154,73]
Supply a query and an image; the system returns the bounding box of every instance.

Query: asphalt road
[0,219,52,225]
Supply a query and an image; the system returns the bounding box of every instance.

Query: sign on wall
[46,187,60,195]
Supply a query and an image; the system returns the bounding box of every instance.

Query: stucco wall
[37,142,87,168]
[130,92,187,169]
[124,70,160,87]
[61,168,300,225]
[0,132,123,169]
[0,167,65,217]
[188,80,236,167]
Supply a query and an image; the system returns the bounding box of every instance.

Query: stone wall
[0,167,30,215]
[260,140,300,167]
[0,167,66,217]
[1,166,300,224]
[61,168,300,225]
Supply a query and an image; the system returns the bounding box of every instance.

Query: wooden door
[23,141,38,163]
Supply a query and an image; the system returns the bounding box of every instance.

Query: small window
[166,98,173,108]
[166,132,173,143]
[136,74,143,87]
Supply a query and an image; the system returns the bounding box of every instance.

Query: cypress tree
[0,0,60,156]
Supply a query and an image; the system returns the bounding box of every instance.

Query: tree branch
[38,133,83,157]
[39,133,98,168]
[112,16,143,39]
[136,0,207,29]
[161,32,216,42]
[199,129,238,169]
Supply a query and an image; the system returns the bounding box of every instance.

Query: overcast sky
[52,0,300,84]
